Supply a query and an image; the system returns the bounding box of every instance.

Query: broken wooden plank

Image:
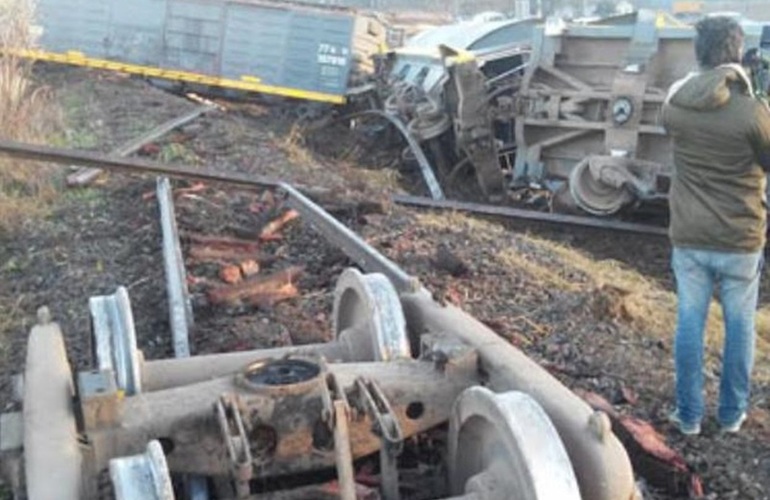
[207,266,303,306]
[219,264,243,284]
[240,259,260,277]
[188,245,274,265]
[243,282,300,308]
[67,104,216,187]
[183,232,261,251]
[259,209,300,240]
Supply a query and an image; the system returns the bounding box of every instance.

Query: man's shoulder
[729,92,767,112]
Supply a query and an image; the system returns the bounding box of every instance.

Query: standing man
[662,15,770,435]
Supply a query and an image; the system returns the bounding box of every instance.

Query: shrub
[0,0,59,231]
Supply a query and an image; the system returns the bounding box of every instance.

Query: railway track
[0,139,670,238]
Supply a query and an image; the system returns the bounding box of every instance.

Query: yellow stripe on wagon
[10,49,347,104]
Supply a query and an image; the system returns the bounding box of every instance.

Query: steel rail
[392,194,669,236]
[280,184,420,293]
[0,139,282,189]
[157,177,194,358]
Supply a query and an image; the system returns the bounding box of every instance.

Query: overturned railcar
[383,12,770,215]
[381,18,540,201]
[23,0,387,103]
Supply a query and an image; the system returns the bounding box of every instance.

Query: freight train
[19,0,388,104]
[14,1,770,216]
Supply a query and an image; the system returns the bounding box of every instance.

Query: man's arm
[750,101,770,170]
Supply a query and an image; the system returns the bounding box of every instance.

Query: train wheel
[333,268,412,362]
[110,440,175,500]
[569,158,633,216]
[90,286,142,395]
[448,387,582,500]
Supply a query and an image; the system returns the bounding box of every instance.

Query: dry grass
[0,0,60,231]
[413,211,770,382]
[526,235,770,382]
[279,123,318,167]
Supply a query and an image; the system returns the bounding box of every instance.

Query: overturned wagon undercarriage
[375,13,769,216]
[0,148,639,500]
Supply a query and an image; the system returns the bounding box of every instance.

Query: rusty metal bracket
[446,54,506,202]
[215,396,253,498]
[354,378,403,500]
[322,373,356,500]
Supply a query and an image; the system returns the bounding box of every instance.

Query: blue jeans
[672,247,763,426]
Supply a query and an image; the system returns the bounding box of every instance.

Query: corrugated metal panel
[221,4,288,84]
[106,0,167,65]
[32,0,379,100]
[220,4,354,94]
[165,0,223,73]
[38,0,110,56]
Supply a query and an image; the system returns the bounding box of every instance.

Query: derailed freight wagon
[381,12,770,214]
[22,0,387,104]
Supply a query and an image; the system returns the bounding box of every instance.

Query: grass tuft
[0,0,60,231]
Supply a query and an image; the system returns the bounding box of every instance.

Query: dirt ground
[1,66,769,499]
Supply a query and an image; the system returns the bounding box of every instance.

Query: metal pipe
[23,309,82,500]
[400,290,636,500]
[141,341,349,391]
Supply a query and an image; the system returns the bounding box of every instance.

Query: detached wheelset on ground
[448,387,582,500]
[333,268,412,362]
[24,269,581,500]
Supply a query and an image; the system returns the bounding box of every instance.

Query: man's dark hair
[694,16,744,69]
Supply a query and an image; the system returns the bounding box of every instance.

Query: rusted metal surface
[400,291,638,500]
[89,359,479,479]
[356,378,403,500]
[393,194,669,236]
[332,400,357,500]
